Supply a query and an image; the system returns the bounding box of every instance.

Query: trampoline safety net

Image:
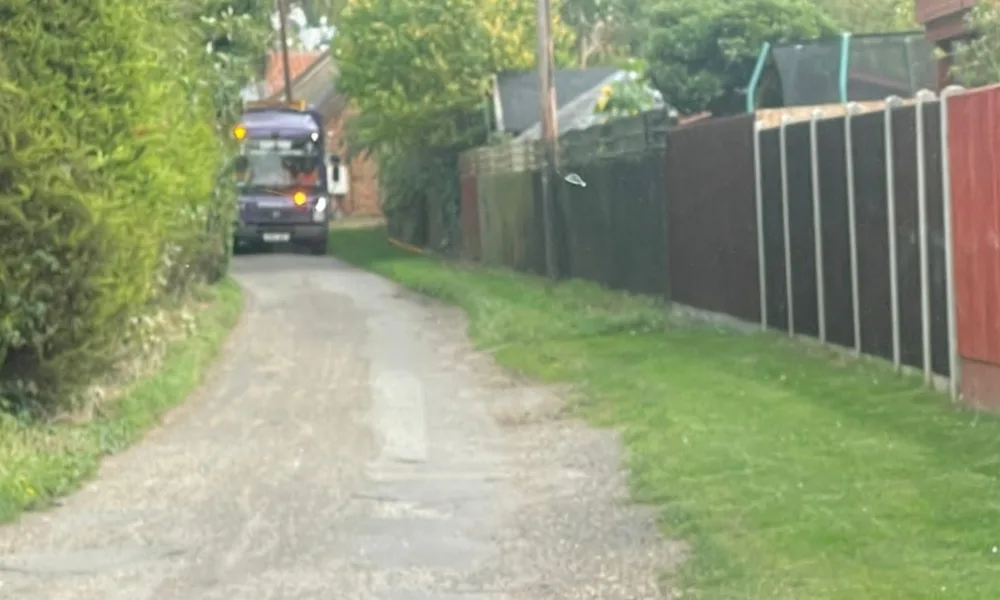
[767,32,937,107]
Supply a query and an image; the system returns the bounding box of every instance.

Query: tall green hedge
[0,0,265,410]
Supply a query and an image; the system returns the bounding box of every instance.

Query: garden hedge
[0,0,252,410]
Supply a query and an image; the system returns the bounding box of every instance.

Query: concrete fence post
[884,95,904,371]
[844,102,863,355]
[809,109,826,342]
[754,120,767,330]
[779,115,794,336]
[940,84,965,400]
[915,89,937,385]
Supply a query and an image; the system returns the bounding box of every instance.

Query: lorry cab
[232,100,340,255]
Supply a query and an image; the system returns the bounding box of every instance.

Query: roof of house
[261,51,345,120]
[494,67,621,134]
[263,50,325,97]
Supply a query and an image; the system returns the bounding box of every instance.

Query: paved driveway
[0,254,682,599]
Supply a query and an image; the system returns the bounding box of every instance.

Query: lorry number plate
[262,233,290,243]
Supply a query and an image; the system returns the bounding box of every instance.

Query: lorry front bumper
[234,222,327,246]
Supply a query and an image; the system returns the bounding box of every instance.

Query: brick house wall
[324,108,382,217]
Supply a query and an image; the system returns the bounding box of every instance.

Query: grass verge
[0,279,243,524]
[331,227,1000,600]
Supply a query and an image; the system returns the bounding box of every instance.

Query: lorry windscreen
[235,137,323,191]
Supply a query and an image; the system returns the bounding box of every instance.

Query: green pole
[838,32,852,103]
[746,42,771,113]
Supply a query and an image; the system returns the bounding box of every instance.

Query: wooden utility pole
[536,0,559,279]
[277,0,294,102]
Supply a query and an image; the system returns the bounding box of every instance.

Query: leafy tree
[808,0,914,33]
[333,0,575,249]
[561,0,650,65]
[484,0,577,69]
[333,0,494,152]
[562,0,612,65]
[199,0,274,124]
[952,3,1000,87]
[644,0,836,115]
[298,0,348,25]
[333,0,573,153]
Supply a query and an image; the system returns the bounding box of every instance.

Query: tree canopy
[644,0,836,115]
[952,4,1000,87]
[333,0,573,153]
[808,0,915,33]
[560,0,650,66]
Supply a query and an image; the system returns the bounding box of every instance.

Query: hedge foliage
[0,0,268,410]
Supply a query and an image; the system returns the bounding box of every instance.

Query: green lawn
[331,227,1000,600]
[0,279,243,524]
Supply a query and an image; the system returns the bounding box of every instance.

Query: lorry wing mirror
[233,155,249,172]
[328,154,341,182]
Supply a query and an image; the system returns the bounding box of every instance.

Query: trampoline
[746,31,938,111]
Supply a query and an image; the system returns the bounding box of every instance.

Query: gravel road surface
[0,254,684,599]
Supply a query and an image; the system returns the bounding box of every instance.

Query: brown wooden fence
[459,152,480,261]
[758,104,949,378]
[947,84,1000,409]
[665,114,759,322]
[454,88,1000,408]
[555,143,669,297]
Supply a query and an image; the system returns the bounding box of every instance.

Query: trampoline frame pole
[837,32,852,103]
[746,42,771,113]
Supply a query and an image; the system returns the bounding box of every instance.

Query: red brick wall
[324,109,382,217]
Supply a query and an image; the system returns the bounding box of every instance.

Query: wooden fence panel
[850,111,894,360]
[460,171,480,261]
[890,105,927,372]
[947,85,1000,407]
[785,121,820,338]
[760,127,788,330]
[816,117,854,349]
[665,114,759,322]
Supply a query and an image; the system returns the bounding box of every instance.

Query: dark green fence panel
[553,144,668,296]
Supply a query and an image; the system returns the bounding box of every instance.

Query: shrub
[0,0,262,410]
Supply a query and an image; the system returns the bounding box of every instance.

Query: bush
[0,0,257,410]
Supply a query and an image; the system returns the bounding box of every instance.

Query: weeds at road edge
[0,279,243,524]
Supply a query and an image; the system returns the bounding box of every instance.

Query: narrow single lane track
[0,254,682,599]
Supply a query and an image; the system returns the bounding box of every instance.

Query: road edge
[0,278,245,524]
